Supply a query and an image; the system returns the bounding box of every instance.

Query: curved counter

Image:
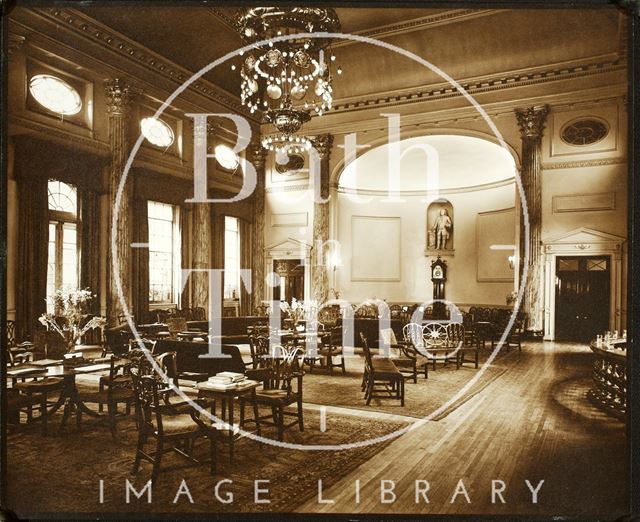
[588,339,627,420]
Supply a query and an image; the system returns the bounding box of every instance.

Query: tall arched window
[46,180,79,311]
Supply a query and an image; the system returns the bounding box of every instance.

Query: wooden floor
[296,341,627,517]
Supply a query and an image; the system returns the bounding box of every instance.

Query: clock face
[433,266,443,279]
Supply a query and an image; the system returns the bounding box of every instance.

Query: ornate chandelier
[232,7,342,153]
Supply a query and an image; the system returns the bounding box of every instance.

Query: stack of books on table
[204,371,248,390]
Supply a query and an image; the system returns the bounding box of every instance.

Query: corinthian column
[250,143,267,312]
[515,105,549,335]
[191,118,212,313]
[311,134,333,305]
[105,79,134,326]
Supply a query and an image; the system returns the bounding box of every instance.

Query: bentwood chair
[129,349,217,481]
[247,346,305,441]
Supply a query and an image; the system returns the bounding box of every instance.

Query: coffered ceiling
[65,5,626,109]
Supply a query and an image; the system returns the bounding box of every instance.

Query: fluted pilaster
[105,78,134,325]
[250,143,267,312]
[515,105,548,334]
[311,134,333,305]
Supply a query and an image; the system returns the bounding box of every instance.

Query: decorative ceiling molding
[295,85,626,138]
[332,9,502,47]
[329,57,625,115]
[335,176,515,196]
[542,158,626,170]
[32,7,256,122]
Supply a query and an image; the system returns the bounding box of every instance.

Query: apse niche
[336,134,517,304]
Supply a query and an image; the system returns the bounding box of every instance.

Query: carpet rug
[6,408,406,516]
[303,346,522,420]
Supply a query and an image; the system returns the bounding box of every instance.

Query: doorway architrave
[542,227,625,340]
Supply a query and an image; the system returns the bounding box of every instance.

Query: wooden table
[196,380,261,464]
[10,362,111,435]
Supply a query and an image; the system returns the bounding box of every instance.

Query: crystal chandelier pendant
[233,7,342,150]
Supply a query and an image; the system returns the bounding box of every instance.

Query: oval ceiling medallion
[560,118,609,146]
[29,74,82,116]
[140,117,174,147]
[275,153,305,174]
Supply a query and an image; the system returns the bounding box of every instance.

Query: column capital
[313,134,334,160]
[515,105,549,139]
[249,142,268,170]
[104,78,134,116]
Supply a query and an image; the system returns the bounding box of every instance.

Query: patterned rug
[303,347,522,420]
[6,408,406,516]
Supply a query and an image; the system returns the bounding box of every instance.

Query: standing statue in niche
[432,208,452,250]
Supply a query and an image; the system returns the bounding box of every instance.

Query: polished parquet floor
[296,341,627,517]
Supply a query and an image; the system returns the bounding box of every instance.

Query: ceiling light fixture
[233,7,341,153]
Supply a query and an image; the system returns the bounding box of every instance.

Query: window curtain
[131,198,149,324]
[16,174,49,341]
[239,218,252,316]
[212,210,225,314]
[180,204,192,310]
[79,188,100,315]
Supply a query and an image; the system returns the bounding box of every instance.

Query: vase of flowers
[39,289,107,353]
[280,298,308,330]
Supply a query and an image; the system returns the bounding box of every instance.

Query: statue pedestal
[425,249,455,257]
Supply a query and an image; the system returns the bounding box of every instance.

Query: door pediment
[265,237,311,257]
[543,227,625,254]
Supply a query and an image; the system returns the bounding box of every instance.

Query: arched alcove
[333,134,518,305]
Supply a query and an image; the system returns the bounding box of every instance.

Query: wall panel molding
[552,192,615,213]
[351,216,401,282]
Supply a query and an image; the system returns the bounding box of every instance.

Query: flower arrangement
[38,288,107,352]
[279,297,308,325]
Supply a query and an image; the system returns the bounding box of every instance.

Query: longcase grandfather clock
[430,256,447,319]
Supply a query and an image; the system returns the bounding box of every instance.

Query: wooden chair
[246,345,305,441]
[248,334,270,370]
[447,323,478,369]
[129,350,217,481]
[422,322,452,369]
[401,323,429,379]
[6,320,34,366]
[360,333,404,406]
[13,374,66,435]
[380,327,419,383]
[75,356,136,438]
[318,326,346,374]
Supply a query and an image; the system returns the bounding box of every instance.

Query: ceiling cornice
[292,85,626,137]
[323,56,625,117]
[332,8,503,47]
[30,7,259,124]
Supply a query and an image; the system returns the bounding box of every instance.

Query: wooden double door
[554,255,610,342]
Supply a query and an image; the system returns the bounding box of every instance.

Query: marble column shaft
[515,105,548,334]
[105,79,134,325]
[311,134,333,306]
[250,144,267,312]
